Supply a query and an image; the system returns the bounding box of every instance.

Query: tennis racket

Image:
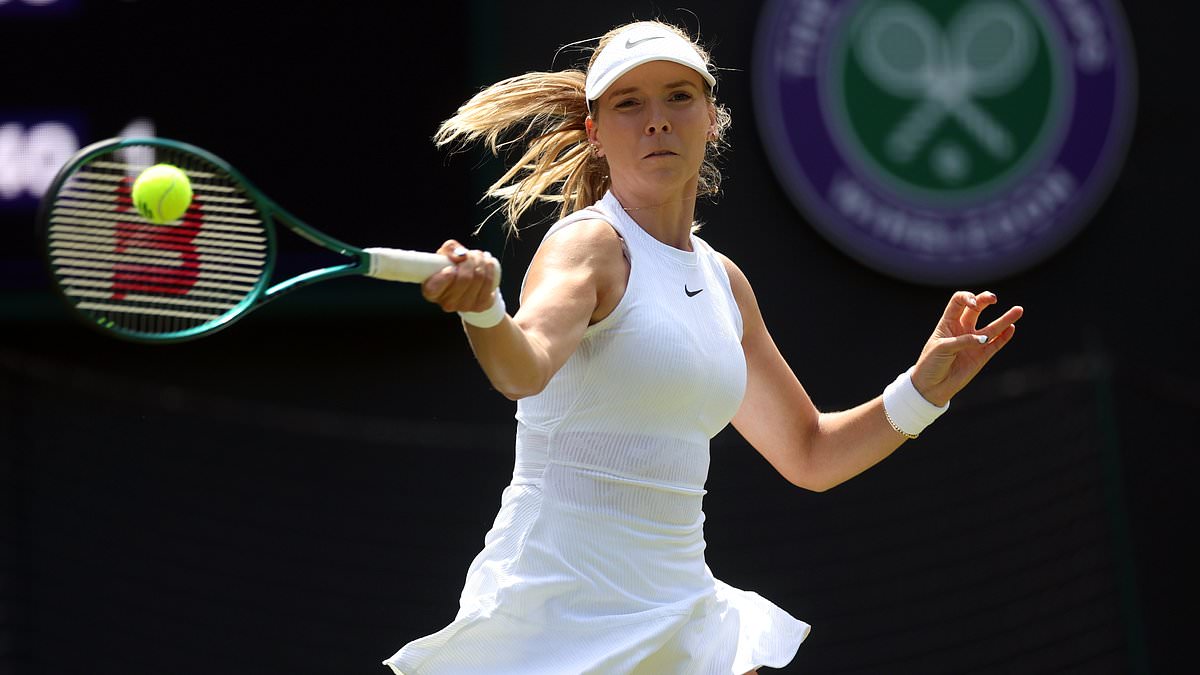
[38,137,498,343]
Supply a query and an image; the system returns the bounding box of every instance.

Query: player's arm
[721,254,908,492]
[423,220,627,400]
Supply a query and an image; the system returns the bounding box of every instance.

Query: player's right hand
[421,239,498,314]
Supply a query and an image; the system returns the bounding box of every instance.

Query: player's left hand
[910,291,1023,407]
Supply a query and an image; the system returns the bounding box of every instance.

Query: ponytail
[434,70,607,235]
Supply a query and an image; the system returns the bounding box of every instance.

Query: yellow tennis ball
[131,164,193,224]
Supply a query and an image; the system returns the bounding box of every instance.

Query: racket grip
[364,247,501,287]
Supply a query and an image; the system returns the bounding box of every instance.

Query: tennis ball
[131,164,193,224]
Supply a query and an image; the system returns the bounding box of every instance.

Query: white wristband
[458,289,506,328]
[882,367,949,439]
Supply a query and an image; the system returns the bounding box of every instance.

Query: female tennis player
[383,19,1022,675]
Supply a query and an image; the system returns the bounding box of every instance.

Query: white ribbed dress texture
[384,192,810,674]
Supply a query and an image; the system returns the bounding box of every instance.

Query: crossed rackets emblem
[854,0,1036,174]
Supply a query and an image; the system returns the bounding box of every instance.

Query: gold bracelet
[884,407,919,439]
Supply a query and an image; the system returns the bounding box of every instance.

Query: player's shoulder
[527,215,627,296]
[540,214,625,262]
[711,248,743,280]
[712,249,755,301]
[545,211,619,241]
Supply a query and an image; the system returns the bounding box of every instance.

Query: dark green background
[838,0,1056,194]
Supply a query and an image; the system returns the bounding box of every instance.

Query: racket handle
[364,247,501,287]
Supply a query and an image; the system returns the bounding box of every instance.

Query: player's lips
[643,150,678,159]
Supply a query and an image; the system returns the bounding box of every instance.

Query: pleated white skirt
[383,457,809,674]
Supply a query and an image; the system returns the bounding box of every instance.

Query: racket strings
[47,146,270,336]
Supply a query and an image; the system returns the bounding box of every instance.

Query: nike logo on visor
[626,36,666,49]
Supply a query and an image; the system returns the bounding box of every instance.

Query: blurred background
[1,0,1192,673]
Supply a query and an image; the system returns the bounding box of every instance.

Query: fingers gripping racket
[38,137,499,343]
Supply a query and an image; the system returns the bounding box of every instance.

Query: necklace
[619,194,698,213]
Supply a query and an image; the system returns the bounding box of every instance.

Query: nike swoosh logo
[685,286,704,297]
[626,36,665,49]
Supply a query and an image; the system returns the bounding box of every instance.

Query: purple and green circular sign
[753,0,1137,284]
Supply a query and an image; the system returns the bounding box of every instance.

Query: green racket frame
[39,137,476,343]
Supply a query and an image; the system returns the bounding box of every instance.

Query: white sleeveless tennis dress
[384,192,810,674]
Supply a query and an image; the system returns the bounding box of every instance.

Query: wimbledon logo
[752,0,1137,284]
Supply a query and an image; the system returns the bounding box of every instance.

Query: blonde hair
[434,20,732,235]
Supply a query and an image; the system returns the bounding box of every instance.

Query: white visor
[585,23,717,102]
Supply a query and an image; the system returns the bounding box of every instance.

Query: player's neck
[610,184,697,252]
